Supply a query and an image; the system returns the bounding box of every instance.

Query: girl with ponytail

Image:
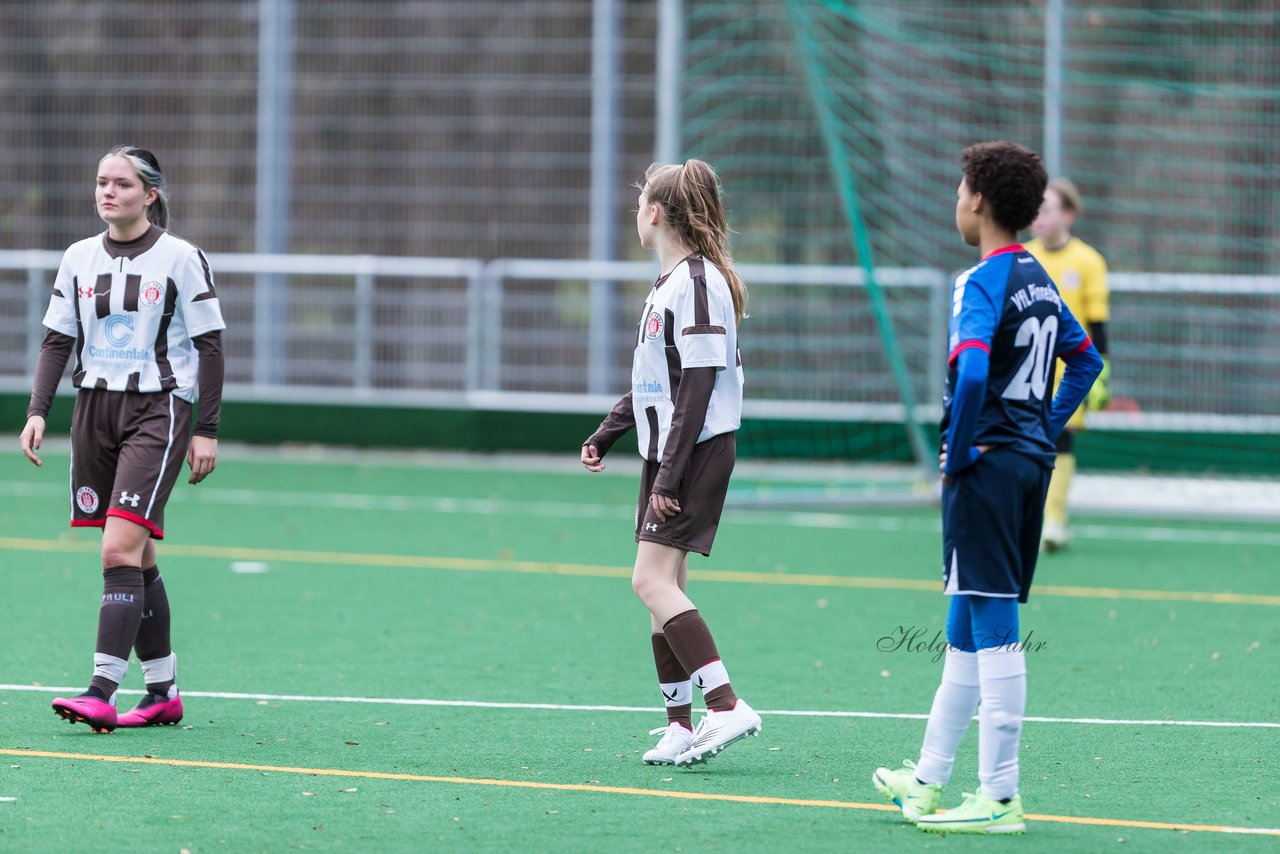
[581,159,759,767]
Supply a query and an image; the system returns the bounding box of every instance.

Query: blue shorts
[941,447,1052,603]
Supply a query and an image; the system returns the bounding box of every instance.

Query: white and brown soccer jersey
[41,226,226,403]
[632,256,743,463]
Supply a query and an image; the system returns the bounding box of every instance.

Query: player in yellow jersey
[1026,179,1111,552]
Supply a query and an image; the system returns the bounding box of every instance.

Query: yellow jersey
[1026,236,1109,430]
[1025,236,1109,328]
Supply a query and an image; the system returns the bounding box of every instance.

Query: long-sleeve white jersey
[631,255,743,462]
[41,225,226,403]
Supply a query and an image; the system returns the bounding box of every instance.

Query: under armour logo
[644,523,659,532]
[119,491,141,507]
[662,688,680,702]
[695,675,706,688]
[78,286,94,298]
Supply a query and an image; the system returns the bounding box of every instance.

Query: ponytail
[641,160,747,320]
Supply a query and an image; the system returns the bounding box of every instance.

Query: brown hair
[640,160,747,320]
[1048,177,1082,216]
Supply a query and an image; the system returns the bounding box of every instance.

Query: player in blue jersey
[872,142,1103,834]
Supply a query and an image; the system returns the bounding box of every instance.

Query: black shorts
[636,432,735,557]
[70,389,193,540]
[941,447,1052,603]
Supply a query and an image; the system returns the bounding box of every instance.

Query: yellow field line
[1,749,1276,836]
[3,536,1277,607]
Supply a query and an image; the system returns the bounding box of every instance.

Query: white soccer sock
[92,652,128,686]
[660,680,692,708]
[915,648,980,786]
[140,651,177,688]
[977,647,1027,801]
[690,659,730,696]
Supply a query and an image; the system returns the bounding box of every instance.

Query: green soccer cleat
[917,790,1026,834]
[871,759,942,821]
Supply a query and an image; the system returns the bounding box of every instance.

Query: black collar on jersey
[103,223,165,260]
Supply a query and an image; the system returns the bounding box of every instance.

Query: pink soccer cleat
[51,694,118,733]
[116,689,184,728]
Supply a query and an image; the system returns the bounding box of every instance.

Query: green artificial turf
[0,449,1276,852]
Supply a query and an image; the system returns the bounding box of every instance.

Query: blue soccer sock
[968,595,1019,651]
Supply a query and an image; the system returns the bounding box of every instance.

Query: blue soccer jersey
[941,244,1093,469]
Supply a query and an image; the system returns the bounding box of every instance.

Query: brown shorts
[636,432,736,557]
[70,389,193,540]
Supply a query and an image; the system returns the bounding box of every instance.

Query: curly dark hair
[960,141,1047,234]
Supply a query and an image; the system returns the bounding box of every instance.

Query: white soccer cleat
[643,722,695,765]
[1041,521,1070,553]
[674,699,762,766]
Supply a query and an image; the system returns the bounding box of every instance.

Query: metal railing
[1,251,1277,430]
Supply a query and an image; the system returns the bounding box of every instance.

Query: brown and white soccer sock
[651,633,692,731]
[88,566,145,701]
[662,609,739,712]
[134,565,177,697]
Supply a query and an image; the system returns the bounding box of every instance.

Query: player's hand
[1087,358,1112,412]
[581,443,606,472]
[939,443,991,486]
[650,492,681,521]
[20,415,46,467]
[187,435,217,484]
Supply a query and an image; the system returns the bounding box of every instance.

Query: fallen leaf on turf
[344,740,359,745]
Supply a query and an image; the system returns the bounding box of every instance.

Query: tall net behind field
[684,0,1280,495]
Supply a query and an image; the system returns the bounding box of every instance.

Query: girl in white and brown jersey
[19,146,226,733]
[581,160,758,767]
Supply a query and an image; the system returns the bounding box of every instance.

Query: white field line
[1,482,1277,547]
[1,684,1276,729]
